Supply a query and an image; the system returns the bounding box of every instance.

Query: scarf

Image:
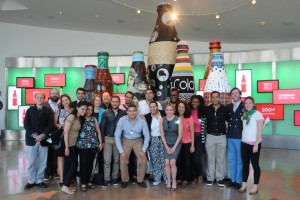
[244,108,257,125]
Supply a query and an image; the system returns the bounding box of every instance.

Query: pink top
[180,116,194,144]
[191,110,201,133]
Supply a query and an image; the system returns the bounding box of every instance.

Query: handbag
[52,128,64,150]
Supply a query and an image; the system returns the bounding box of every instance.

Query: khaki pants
[120,138,147,182]
[205,134,227,181]
[103,136,120,181]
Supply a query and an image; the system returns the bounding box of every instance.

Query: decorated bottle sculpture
[170,41,195,102]
[203,53,231,105]
[84,65,97,102]
[95,52,114,96]
[127,51,148,100]
[147,2,179,101]
[203,40,221,80]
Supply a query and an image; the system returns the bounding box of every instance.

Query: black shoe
[121,181,128,188]
[37,182,48,188]
[43,174,50,181]
[206,180,213,186]
[217,180,225,187]
[234,183,242,190]
[137,181,147,188]
[24,183,35,190]
[53,172,59,179]
[226,181,236,187]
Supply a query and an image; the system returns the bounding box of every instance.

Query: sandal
[171,187,177,191]
[88,183,95,189]
[80,184,87,191]
[166,187,171,191]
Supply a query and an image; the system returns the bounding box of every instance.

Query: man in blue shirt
[115,104,150,188]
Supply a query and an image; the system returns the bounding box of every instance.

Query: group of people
[23,86,264,196]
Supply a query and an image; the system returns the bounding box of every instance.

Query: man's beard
[50,96,59,102]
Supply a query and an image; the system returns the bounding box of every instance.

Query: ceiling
[0,0,300,44]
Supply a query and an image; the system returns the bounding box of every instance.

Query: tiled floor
[0,141,299,200]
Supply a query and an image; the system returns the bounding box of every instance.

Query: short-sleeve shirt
[64,114,81,147]
[180,116,193,144]
[242,111,264,144]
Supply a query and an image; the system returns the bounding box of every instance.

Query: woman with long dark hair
[61,101,87,194]
[145,101,167,186]
[189,95,207,184]
[76,103,102,191]
[176,101,194,188]
[239,96,264,195]
[54,94,73,185]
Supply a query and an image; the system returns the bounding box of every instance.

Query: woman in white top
[239,96,264,195]
[145,101,167,186]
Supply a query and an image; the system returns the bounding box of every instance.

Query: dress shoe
[226,181,236,187]
[24,183,35,190]
[37,182,48,188]
[137,181,147,188]
[121,181,128,188]
[61,186,75,195]
[234,183,242,190]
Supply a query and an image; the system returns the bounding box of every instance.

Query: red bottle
[12,90,17,106]
[22,109,26,123]
[241,75,247,93]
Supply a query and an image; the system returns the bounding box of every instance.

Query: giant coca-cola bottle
[84,65,97,102]
[203,40,221,80]
[95,52,114,96]
[203,53,231,105]
[147,2,179,101]
[170,41,195,102]
[127,51,148,100]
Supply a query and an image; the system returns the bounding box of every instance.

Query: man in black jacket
[100,96,127,187]
[24,92,54,190]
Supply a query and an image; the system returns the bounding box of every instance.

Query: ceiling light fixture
[216,13,220,19]
[112,0,254,17]
[251,0,256,5]
[172,13,177,20]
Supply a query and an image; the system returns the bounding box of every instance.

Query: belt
[208,132,225,136]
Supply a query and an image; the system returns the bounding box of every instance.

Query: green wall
[6,61,300,136]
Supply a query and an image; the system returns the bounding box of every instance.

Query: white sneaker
[153,181,161,186]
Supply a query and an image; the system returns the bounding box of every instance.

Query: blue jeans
[26,142,48,184]
[227,138,243,184]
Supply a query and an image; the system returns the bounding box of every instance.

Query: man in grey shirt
[115,104,150,188]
